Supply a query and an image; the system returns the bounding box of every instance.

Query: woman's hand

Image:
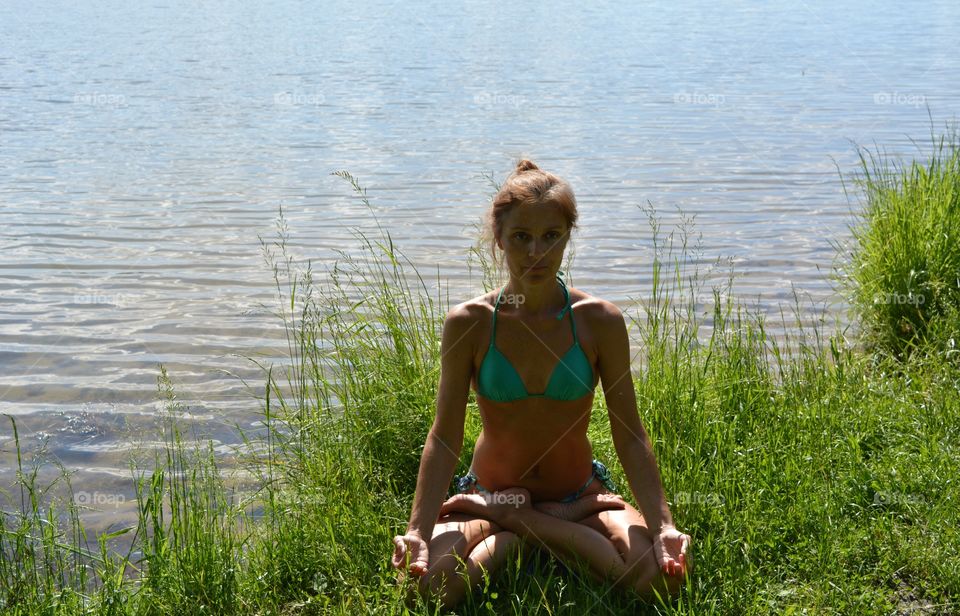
[391,532,429,577]
[437,487,532,525]
[653,526,691,578]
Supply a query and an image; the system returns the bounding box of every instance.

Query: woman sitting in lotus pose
[391,159,691,609]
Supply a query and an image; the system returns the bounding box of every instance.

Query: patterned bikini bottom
[453,459,617,504]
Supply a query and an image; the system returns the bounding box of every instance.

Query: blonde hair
[483,158,579,265]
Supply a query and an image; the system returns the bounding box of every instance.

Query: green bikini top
[477,273,595,403]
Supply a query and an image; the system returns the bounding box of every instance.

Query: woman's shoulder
[568,285,624,324]
[441,289,498,331]
[567,286,631,351]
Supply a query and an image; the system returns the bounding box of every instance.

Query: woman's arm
[595,301,689,576]
[595,302,674,534]
[404,305,476,541]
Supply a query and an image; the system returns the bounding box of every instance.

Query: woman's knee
[470,529,520,565]
[625,558,687,601]
[416,530,520,609]
[616,542,687,600]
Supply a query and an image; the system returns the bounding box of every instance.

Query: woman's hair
[482,158,579,266]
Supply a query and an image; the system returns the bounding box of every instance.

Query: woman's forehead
[503,202,567,228]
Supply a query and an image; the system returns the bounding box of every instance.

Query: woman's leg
[504,491,687,599]
[575,502,687,599]
[414,512,521,609]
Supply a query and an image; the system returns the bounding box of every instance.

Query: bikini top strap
[493,275,573,344]
[491,285,505,346]
[555,273,577,339]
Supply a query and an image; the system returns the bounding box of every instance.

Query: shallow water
[1,0,958,530]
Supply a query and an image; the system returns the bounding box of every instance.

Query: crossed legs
[410,491,687,609]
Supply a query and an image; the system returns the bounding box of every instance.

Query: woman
[391,159,691,609]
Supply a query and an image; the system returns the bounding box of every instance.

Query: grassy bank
[836,125,960,360]
[2,141,959,614]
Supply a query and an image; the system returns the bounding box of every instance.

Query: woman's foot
[534,493,626,522]
[438,487,532,524]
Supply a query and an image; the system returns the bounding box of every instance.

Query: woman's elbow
[426,425,463,459]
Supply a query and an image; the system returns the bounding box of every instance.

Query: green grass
[836,122,960,361]
[2,151,959,614]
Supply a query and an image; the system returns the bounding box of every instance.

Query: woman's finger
[411,559,428,576]
[391,537,407,568]
[666,555,681,577]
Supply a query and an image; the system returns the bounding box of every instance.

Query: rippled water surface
[2,0,958,532]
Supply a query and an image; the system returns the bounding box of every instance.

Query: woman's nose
[528,238,546,257]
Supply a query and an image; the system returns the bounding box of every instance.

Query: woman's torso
[466,280,601,501]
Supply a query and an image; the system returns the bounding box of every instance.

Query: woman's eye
[546,231,560,240]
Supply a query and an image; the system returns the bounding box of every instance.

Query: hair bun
[515,159,540,174]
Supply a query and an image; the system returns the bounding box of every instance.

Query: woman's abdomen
[470,429,594,501]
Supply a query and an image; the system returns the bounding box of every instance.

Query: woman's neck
[503,275,566,319]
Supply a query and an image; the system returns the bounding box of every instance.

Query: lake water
[1,0,958,534]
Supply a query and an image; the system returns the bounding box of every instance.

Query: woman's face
[496,201,570,283]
